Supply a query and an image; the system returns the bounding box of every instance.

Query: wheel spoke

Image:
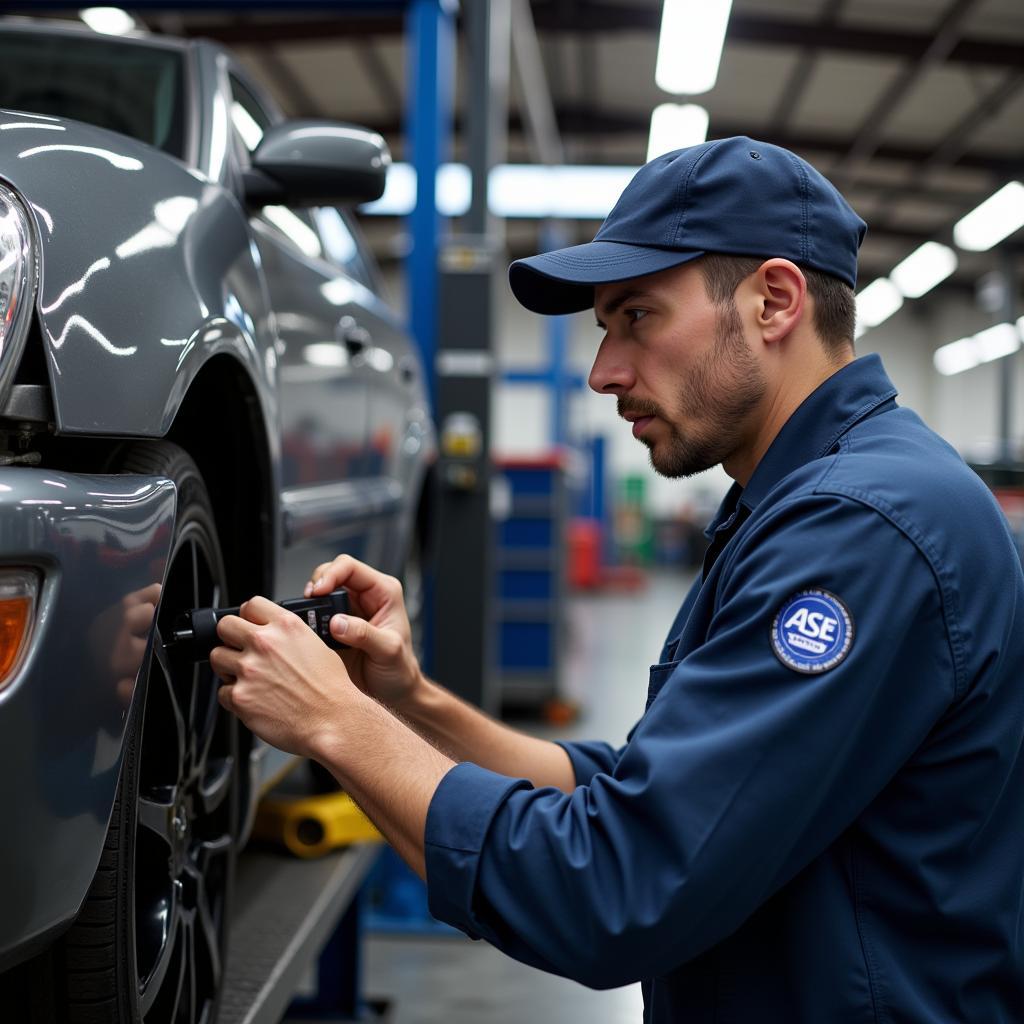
[190,539,201,617]
[193,698,218,782]
[138,790,179,849]
[139,883,182,1016]
[151,638,188,777]
[198,757,234,817]
[189,859,223,992]
[185,921,198,1024]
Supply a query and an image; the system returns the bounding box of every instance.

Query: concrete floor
[360,570,695,1024]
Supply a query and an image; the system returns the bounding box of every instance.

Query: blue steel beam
[405,0,456,416]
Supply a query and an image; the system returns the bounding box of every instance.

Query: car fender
[0,112,279,449]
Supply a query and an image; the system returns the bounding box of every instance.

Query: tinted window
[312,207,377,291]
[0,32,185,157]
[228,73,270,164]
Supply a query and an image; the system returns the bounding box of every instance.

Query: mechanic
[212,137,1024,1022]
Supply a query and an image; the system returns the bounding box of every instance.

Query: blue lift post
[404,0,456,418]
[404,0,456,682]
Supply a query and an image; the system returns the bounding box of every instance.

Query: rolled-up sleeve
[423,494,956,989]
[554,739,622,785]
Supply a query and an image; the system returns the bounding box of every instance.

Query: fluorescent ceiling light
[490,165,637,219]
[647,104,709,162]
[361,163,469,217]
[855,278,903,335]
[889,241,957,299]
[363,162,416,216]
[436,163,470,217]
[362,163,638,220]
[953,181,1024,252]
[79,7,136,35]
[933,337,979,376]
[974,321,1020,362]
[933,321,1021,376]
[656,0,733,96]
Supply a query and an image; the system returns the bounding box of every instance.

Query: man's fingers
[210,644,244,680]
[330,614,402,662]
[216,613,258,648]
[218,683,237,712]
[308,555,398,605]
[238,595,282,626]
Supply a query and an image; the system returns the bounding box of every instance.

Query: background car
[0,19,434,1024]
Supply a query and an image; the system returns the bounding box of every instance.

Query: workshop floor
[360,569,695,1024]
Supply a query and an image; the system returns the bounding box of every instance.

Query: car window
[227,73,270,166]
[0,32,185,157]
[228,73,324,261]
[311,207,378,291]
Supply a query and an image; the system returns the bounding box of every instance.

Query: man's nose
[588,337,635,395]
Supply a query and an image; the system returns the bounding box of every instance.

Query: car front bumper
[0,466,176,970]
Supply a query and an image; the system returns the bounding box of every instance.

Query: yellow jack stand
[253,789,383,859]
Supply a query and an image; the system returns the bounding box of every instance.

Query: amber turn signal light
[0,570,38,689]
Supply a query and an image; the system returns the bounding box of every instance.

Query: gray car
[0,20,434,1023]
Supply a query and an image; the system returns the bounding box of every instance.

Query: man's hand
[212,590,454,880]
[211,596,362,758]
[306,555,422,710]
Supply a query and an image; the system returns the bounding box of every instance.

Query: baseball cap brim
[509,240,705,315]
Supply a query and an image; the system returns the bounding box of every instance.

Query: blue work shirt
[424,355,1024,1022]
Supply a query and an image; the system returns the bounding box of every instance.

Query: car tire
[53,441,239,1024]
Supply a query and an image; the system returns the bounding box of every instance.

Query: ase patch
[771,588,854,674]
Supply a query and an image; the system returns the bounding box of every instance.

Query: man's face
[590,261,767,478]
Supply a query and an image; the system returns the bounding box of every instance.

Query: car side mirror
[244,120,390,207]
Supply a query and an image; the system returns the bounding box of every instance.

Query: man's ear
[753,259,807,345]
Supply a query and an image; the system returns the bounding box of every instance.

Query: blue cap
[509,136,867,315]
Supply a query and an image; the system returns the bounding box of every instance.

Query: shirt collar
[704,354,898,536]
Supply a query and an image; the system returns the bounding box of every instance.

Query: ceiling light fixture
[647,104,709,162]
[889,241,958,299]
[79,7,136,35]
[656,0,734,96]
[953,181,1024,252]
[854,278,903,337]
[933,321,1021,376]
[362,164,639,220]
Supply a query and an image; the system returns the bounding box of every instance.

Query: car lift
[219,843,381,1023]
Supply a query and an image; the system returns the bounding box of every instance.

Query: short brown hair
[698,254,856,358]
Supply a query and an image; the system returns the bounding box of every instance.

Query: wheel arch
[164,353,277,607]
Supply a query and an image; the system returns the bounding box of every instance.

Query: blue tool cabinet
[493,456,566,708]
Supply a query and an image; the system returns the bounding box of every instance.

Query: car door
[310,206,420,574]
[226,70,378,598]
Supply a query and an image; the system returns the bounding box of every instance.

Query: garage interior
[0,2,1022,1023]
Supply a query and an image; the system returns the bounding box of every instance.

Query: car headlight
[0,182,37,408]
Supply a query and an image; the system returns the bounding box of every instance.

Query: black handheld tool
[168,590,351,662]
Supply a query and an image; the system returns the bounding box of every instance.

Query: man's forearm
[313,693,455,878]
[393,674,577,793]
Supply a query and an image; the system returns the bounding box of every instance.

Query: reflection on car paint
[0,122,64,132]
[45,313,138,356]
[18,144,143,170]
[40,256,111,313]
[115,196,199,260]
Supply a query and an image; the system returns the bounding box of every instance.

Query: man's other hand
[306,554,423,710]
